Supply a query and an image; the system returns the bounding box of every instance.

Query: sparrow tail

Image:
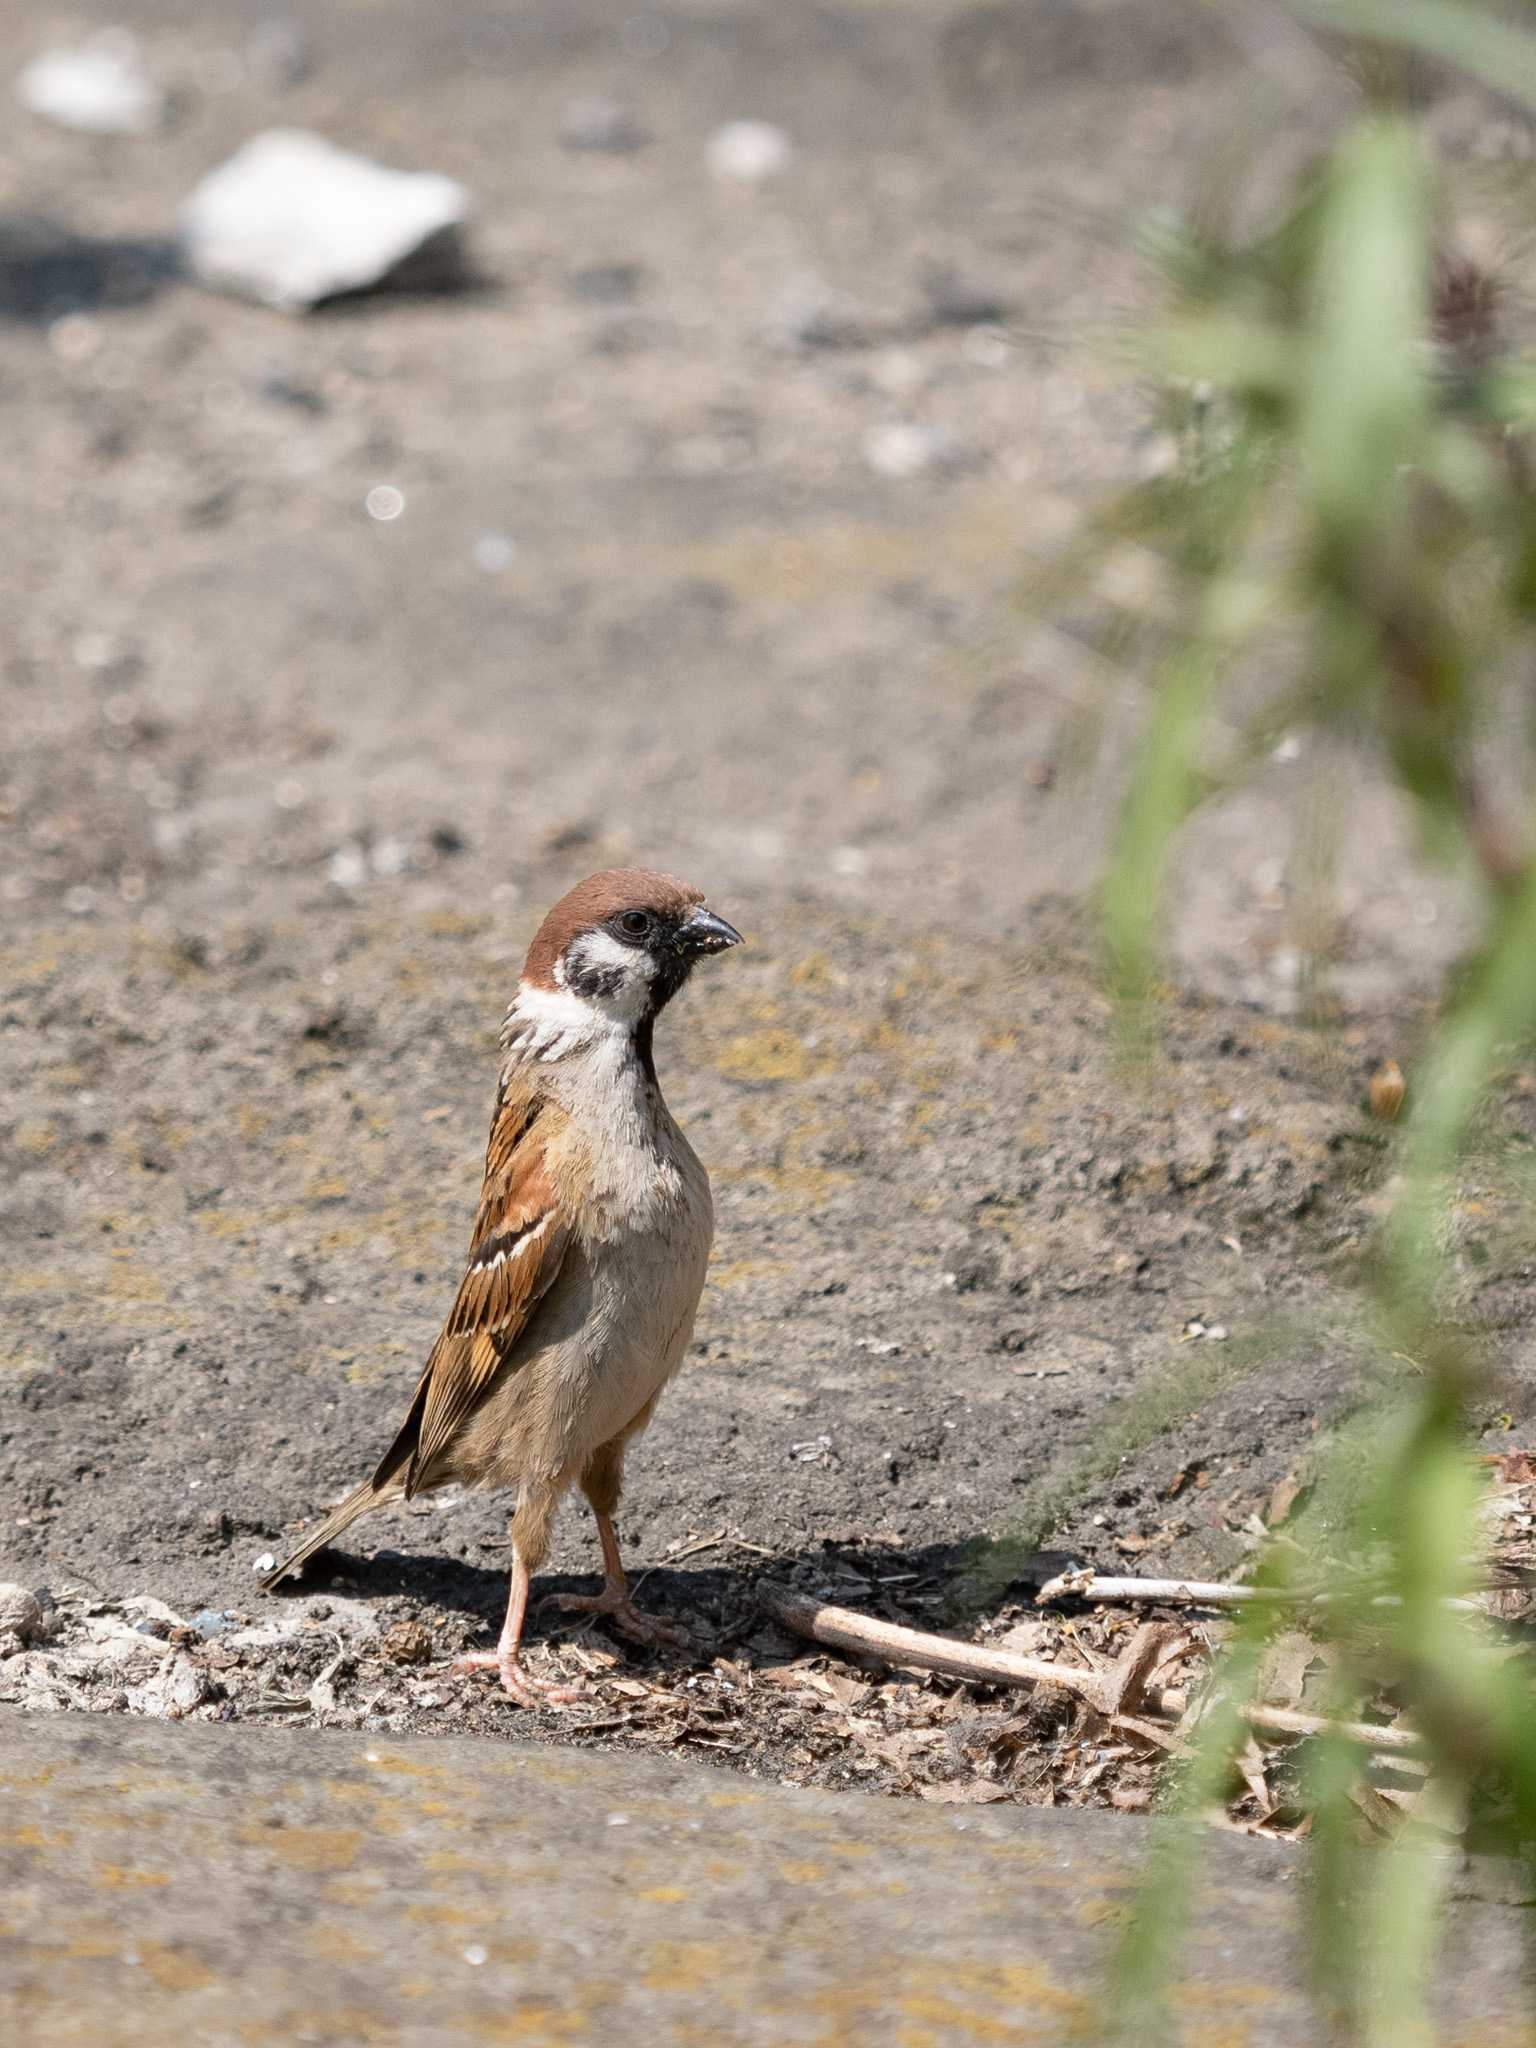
[260,1479,393,1591]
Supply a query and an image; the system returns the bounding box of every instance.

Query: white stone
[706,120,792,185]
[863,421,950,479]
[17,32,163,137]
[180,130,472,313]
[126,1651,214,1719]
[0,1584,45,1644]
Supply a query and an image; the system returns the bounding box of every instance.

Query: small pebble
[863,421,950,480]
[706,120,792,184]
[251,1552,276,1575]
[472,532,516,574]
[559,96,647,153]
[17,31,163,137]
[0,1584,47,1644]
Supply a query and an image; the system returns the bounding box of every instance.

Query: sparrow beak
[681,908,744,955]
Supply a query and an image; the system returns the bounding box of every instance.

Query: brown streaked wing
[396,1087,572,1492]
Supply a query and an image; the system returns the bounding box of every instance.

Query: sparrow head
[516,868,743,1054]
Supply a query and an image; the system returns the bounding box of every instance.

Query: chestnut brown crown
[523,869,709,990]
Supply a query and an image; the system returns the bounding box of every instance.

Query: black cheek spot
[566,960,627,1001]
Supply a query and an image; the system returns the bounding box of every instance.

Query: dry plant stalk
[763,1588,1428,1758]
[1035,1568,1484,1614]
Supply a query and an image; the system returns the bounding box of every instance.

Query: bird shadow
[266,1531,1086,1683]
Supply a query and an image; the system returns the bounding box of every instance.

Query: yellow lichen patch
[480,2007,594,2044]
[136,1944,219,1992]
[2,1766,58,1791]
[235,1103,269,1141]
[705,1256,782,1290]
[426,909,487,938]
[641,1940,739,1998]
[402,1903,483,1928]
[308,1926,379,1965]
[65,1931,125,1961]
[305,1173,350,1200]
[1075,1895,1129,1931]
[13,1119,58,1156]
[0,947,61,987]
[392,956,437,996]
[194,1209,265,1240]
[713,1163,852,1214]
[803,1960,1090,2044]
[94,1866,171,1889]
[362,1751,448,1779]
[325,1878,384,1907]
[638,1886,689,1905]
[235,1824,363,1873]
[3,1269,61,1294]
[1175,1979,1277,2013]
[291,2009,397,2045]
[6,1825,64,1850]
[714,1028,833,1084]
[346,1352,404,1385]
[103,1263,168,1305]
[789,952,836,990]
[316,1221,370,1253]
[905,1098,940,1140]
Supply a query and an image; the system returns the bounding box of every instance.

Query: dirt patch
[7,884,1524,1794]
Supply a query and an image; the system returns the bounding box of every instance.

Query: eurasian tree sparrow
[262,869,743,1705]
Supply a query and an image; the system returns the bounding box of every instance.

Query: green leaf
[1140,315,1296,394]
[1299,120,1429,539]
[1299,0,1536,110]
[1385,857,1536,1318]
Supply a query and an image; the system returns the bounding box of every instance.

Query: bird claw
[548,1588,688,1648]
[450,1649,580,1708]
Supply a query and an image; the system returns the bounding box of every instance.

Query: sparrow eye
[616,909,654,941]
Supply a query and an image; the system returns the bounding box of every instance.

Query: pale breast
[454,1082,714,1485]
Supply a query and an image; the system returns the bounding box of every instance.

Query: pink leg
[547,1511,688,1648]
[452,1547,579,1707]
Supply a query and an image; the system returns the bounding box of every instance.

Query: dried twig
[1037,1570,1282,1607]
[763,1586,1170,1718]
[1037,1568,1485,1615]
[762,1588,1429,1758]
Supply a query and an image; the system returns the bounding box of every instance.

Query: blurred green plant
[1036,2,1536,2038]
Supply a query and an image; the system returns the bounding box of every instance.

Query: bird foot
[450,1649,580,1708]
[548,1586,688,1648]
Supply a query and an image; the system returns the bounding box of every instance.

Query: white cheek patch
[563,930,656,1027]
[501,982,608,1061]
[573,929,657,981]
[501,930,654,1062]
